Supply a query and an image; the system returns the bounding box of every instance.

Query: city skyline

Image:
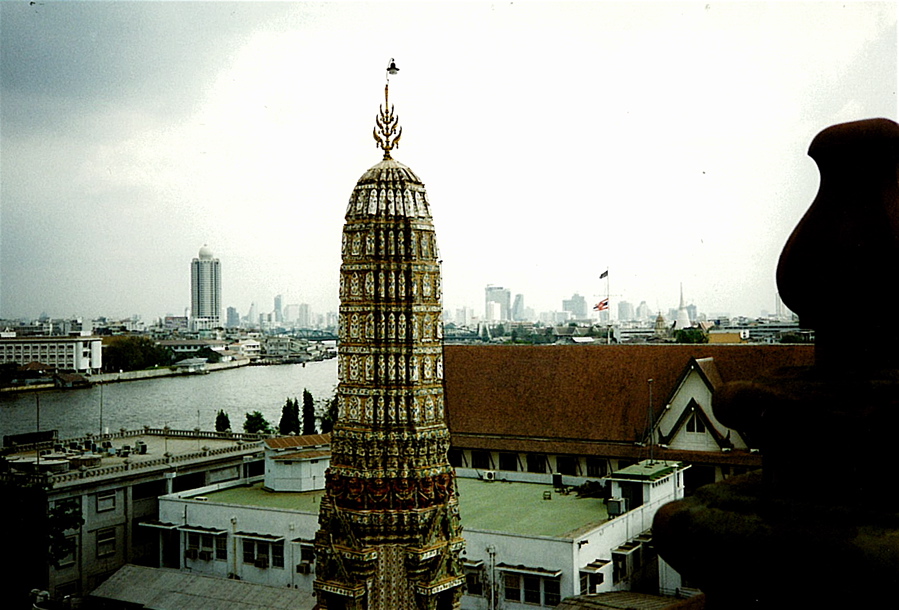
[1,2,895,323]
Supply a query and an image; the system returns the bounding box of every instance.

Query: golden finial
[374,59,401,160]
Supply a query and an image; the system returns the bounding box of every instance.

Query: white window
[97,527,116,557]
[96,490,115,512]
[503,572,561,606]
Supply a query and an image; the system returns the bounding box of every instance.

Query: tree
[675,329,708,344]
[103,335,174,372]
[319,395,339,433]
[302,389,316,435]
[780,332,812,344]
[215,409,231,432]
[0,477,83,606]
[0,361,19,387]
[48,498,84,566]
[193,346,222,363]
[279,398,300,436]
[243,411,273,434]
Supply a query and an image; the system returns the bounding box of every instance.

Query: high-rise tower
[190,245,221,330]
[313,61,465,610]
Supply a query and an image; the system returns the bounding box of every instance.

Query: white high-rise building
[675,284,692,330]
[618,300,635,322]
[190,246,221,330]
[636,301,651,321]
[485,285,511,321]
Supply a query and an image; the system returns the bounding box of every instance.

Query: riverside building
[0,334,103,373]
[190,245,222,331]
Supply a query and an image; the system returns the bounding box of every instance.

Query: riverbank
[0,358,252,393]
[91,357,251,383]
[0,358,338,440]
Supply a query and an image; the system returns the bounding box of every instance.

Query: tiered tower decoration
[313,60,465,610]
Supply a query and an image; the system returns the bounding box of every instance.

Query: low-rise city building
[0,335,103,373]
[146,434,688,608]
[1,429,266,599]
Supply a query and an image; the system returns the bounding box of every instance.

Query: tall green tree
[302,389,316,435]
[279,397,300,436]
[319,395,339,433]
[243,411,273,434]
[215,410,231,432]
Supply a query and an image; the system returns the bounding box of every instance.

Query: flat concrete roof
[10,433,259,465]
[609,460,682,482]
[198,482,325,513]
[457,478,608,538]
[193,477,608,539]
[6,433,263,485]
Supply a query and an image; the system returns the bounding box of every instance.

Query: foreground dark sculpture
[654,118,899,608]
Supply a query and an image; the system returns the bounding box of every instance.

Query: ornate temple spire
[314,59,465,610]
[373,59,402,159]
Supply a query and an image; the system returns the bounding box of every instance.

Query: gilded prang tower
[313,61,465,610]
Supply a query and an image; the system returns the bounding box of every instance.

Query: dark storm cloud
[0,2,290,140]
[0,2,295,319]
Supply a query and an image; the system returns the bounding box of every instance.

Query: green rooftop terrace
[194,478,608,539]
[198,483,325,513]
[457,478,608,538]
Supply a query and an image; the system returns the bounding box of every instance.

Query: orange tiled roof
[271,449,331,461]
[444,344,814,445]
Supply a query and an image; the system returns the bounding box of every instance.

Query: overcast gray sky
[1,1,895,323]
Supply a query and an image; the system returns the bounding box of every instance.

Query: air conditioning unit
[185,548,199,560]
[606,497,627,517]
[254,556,269,569]
[198,550,213,561]
[296,562,312,575]
[484,470,496,481]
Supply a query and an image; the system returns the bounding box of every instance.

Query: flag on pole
[594,299,609,311]
[599,270,608,279]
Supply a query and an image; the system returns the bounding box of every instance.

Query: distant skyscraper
[485,285,511,321]
[512,293,526,321]
[455,307,473,326]
[190,246,221,330]
[686,303,698,323]
[298,304,311,328]
[562,293,588,318]
[226,306,240,328]
[675,284,692,329]
[636,301,651,321]
[284,303,300,324]
[274,294,283,323]
[618,300,635,322]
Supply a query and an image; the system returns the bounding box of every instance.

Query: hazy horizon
[2,2,895,323]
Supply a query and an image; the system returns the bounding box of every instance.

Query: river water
[0,359,338,441]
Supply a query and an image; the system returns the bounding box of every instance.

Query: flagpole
[604,269,610,344]
[594,270,610,339]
